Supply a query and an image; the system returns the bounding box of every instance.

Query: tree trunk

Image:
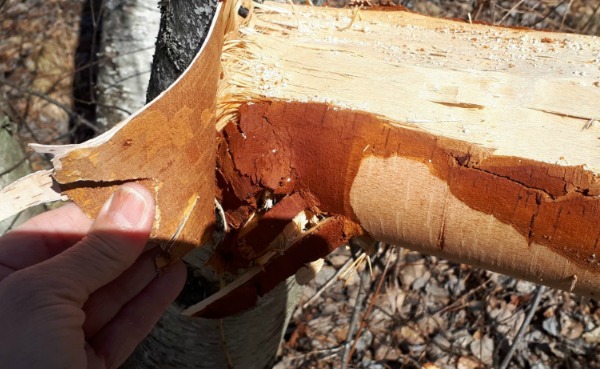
[209,2,600,299]
[0,119,42,235]
[122,279,302,368]
[96,0,161,128]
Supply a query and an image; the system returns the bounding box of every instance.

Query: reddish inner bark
[201,100,600,317]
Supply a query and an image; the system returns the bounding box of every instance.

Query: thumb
[37,183,156,303]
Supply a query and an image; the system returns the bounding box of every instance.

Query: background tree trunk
[96,0,161,128]
[0,117,42,235]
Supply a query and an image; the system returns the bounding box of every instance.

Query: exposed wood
[218,3,600,170]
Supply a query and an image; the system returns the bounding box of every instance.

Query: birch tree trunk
[96,0,161,128]
[0,119,42,235]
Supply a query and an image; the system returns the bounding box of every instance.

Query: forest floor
[1,1,600,368]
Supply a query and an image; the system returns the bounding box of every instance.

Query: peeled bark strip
[57,2,223,262]
[0,2,227,263]
[0,125,45,234]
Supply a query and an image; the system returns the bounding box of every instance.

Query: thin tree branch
[0,156,27,178]
[341,257,371,369]
[498,284,545,369]
[0,77,100,133]
[347,251,392,363]
[302,256,355,309]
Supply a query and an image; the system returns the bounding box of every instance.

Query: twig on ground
[498,284,545,369]
[346,252,392,364]
[560,0,574,31]
[341,259,371,369]
[302,256,355,309]
[340,252,370,286]
[498,0,525,25]
[290,345,344,360]
[531,0,568,28]
[391,246,402,289]
[435,277,492,315]
[580,3,600,34]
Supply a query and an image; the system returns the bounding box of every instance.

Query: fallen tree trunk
[2,0,600,320]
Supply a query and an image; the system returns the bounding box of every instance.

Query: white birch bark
[96,0,161,128]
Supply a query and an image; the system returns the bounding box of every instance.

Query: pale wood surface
[220,3,600,171]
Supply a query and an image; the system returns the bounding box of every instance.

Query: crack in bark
[450,151,596,201]
[57,177,152,191]
[436,187,450,251]
[431,100,485,110]
[527,192,542,246]
[528,107,593,122]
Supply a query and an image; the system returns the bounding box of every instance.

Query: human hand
[0,183,187,369]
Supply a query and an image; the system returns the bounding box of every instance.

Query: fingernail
[106,186,148,229]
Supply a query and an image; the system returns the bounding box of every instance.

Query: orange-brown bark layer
[197,216,363,318]
[237,191,319,262]
[209,190,322,272]
[222,101,600,273]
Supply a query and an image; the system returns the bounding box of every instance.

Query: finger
[85,343,107,369]
[0,203,91,278]
[88,261,186,369]
[33,183,155,303]
[83,249,162,338]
